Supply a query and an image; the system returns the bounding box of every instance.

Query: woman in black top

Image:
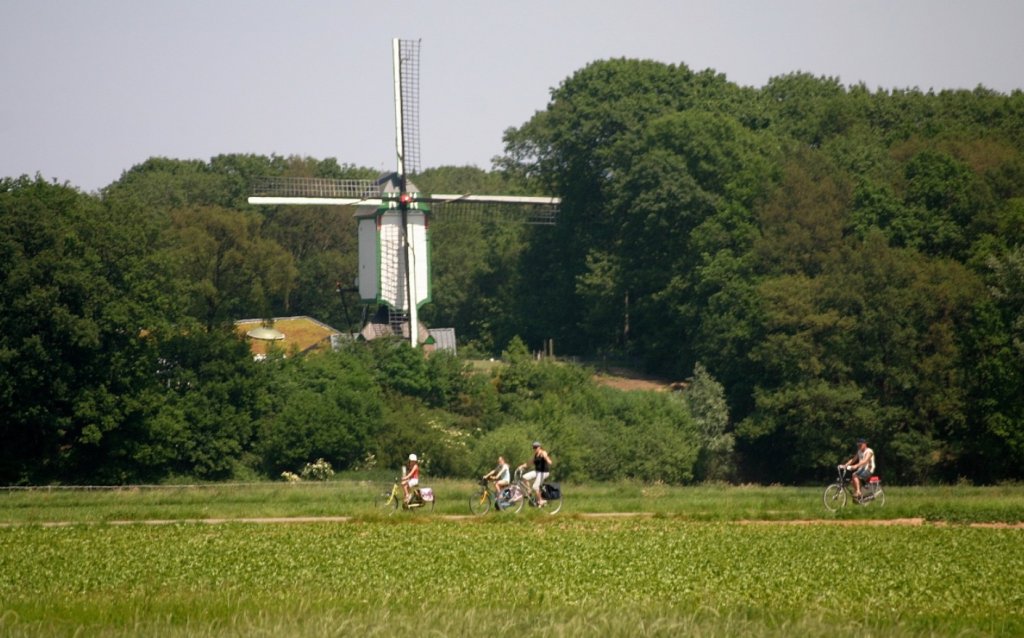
[518,441,553,506]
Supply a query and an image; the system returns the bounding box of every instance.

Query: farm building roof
[235,316,457,359]
[234,316,340,359]
[427,328,457,355]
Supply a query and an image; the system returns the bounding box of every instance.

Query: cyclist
[482,455,511,498]
[401,453,420,503]
[517,441,553,506]
[841,438,875,500]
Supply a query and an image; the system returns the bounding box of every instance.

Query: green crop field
[1,518,1022,637]
[1,483,1022,636]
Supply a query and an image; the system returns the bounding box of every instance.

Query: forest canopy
[2,59,1023,485]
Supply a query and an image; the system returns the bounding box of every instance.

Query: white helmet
[408,453,418,462]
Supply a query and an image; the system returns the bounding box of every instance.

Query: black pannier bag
[541,483,561,500]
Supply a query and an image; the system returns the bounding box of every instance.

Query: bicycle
[377,478,435,515]
[468,477,517,515]
[823,466,884,511]
[508,467,563,515]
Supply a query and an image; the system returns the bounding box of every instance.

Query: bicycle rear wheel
[823,484,846,511]
[546,494,563,515]
[469,488,491,515]
[867,487,885,507]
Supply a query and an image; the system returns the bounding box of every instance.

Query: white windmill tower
[249,39,559,347]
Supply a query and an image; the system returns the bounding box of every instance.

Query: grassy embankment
[1,477,1022,524]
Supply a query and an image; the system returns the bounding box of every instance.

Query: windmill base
[359,307,430,344]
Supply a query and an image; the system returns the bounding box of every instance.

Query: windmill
[249,39,560,347]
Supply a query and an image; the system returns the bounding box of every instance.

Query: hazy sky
[3,1,1023,193]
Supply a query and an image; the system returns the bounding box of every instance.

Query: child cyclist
[482,455,511,498]
[401,453,420,503]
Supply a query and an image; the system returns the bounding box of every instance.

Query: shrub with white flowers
[300,458,335,481]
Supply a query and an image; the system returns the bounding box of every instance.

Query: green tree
[683,362,736,481]
[167,206,297,327]
[0,177,177,483]
[144,329,265,479]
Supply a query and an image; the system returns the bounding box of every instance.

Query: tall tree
[167,206,297,327]
[0,177,176,482]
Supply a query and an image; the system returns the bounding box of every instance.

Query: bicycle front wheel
[823,484,846,511]
[509,484,527,514]
[469,489,491,515]
[377,491,399,515]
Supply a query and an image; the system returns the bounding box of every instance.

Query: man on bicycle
[841,438,875,500]
[482,455,510,498]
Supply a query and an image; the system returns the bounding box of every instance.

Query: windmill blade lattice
[395,39,421,177]
[251,176,380,199]
[429,198,558,225]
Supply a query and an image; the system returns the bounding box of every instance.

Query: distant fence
[0,482,341,493]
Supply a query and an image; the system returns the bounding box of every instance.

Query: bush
[371,396,474,478]
[470,423,537,475]
[300,458,335,481]
[472,359,703,484]
[256,350,382,475]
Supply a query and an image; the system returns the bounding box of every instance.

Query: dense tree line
[502,61,1024,483]
[2,58,1023,484]
[0,166,712,485]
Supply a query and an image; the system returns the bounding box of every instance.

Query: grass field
[1,482,1022,636]
[2,478,1023,524]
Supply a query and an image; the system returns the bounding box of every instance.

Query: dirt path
[737,517,929,527]
[3,514,1022,529]
[592,367,683,392]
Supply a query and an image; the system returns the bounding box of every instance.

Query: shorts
[522,470,549,492]
[404,477,419,487]
[854,468,872,481]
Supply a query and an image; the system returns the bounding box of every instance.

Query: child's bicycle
[505,467,563,515]
[377,478,434,515]
[823,465,884,511]
[469,478,507,515]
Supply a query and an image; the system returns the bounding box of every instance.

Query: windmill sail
[394,39,421,179]
[428,195,558,225]
[249,176,381,206]
[250,176,558,224]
